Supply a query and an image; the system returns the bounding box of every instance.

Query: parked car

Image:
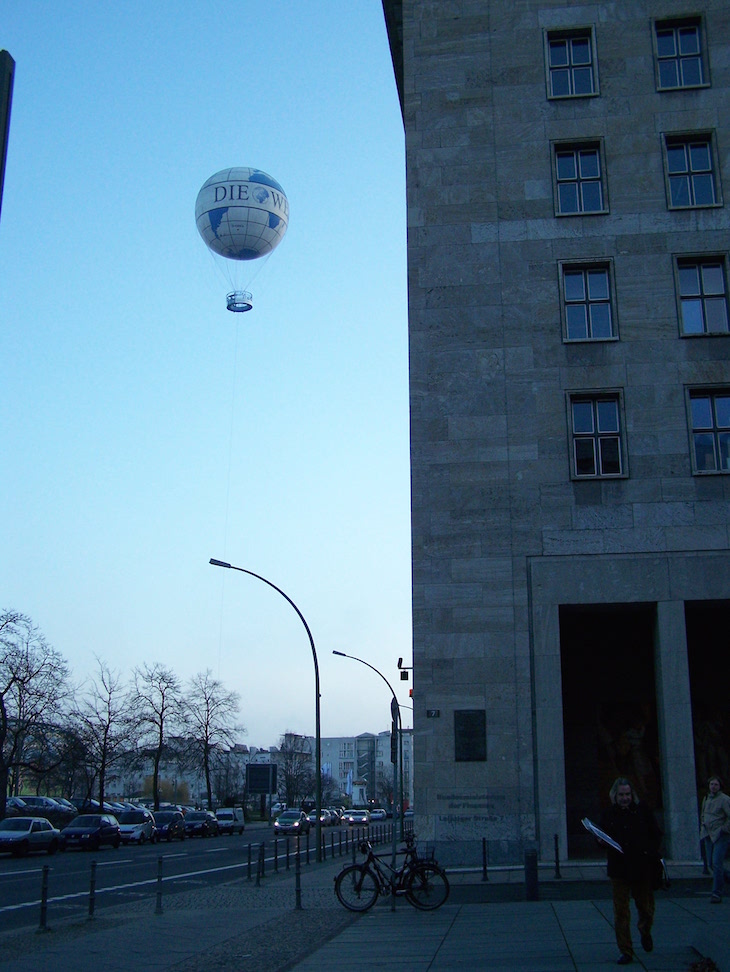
[118,808,157,844]
[18,796,74,827]
[153,810,186,841]
[307,808,334,827]
[215,807,245,835]
[0,817,61,856]
[183,810,219,837]
[60,814,121,851]
[270,802,287,818]
[273,810,310,836]
[5,796,29,816]
[345,808,370,826]
[369,808,387,821]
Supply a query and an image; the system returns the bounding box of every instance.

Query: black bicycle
[334,833,449,912]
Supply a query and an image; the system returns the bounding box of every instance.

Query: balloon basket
[226,291,253,313]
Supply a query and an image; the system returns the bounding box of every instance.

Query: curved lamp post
[210,558,322,861]
[332,650,403,864]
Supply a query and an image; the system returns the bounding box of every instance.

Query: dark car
[60,814,121,851]
[0,817,61,856]
[183,810,219,837]
[153,810,186,841]
[273,810,311,836]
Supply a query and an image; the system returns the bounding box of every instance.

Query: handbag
[652,856,670,890]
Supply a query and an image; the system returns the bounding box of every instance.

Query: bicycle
[334,832,449,912]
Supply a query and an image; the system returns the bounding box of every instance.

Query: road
[0,825,340,933]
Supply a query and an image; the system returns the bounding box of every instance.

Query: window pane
[581,181,603,212]
[656,29,676,58]
[556,153,577,180]
[570,38,591,64]
[689,142,711,172]
[596,399,618,433]
[587,269,609,300]
[578,150,599,179]
[715,396,730,428]
[692,173,715,206]
[681,57,703,86]
[681,298,705,334]
[574,439,596,476]
[658,60,679,88]
[572,401,594,433]
[719,433,730,471]
[691,396,713,428]
[694,432,718,470]
[572,67,594,95]
[701,265,725,295]
[590,303,612,338]
[669,175,691,207]
[667,144,687,173]
[599,437,621,475]
[551,70,571,97]
[564,271,585,302]
[566,304,588,339]
[559,183,579,213]
[678,265,700,296]
[549,40,568,66]
[705,298,729,333]
[678,27,700,56]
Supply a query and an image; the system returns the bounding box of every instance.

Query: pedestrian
[699,775,730,903]
[600,776,662,965]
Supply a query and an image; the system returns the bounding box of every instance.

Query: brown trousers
[610,877,655,957]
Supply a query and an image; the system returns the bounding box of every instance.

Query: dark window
[689,391,730,472]
[555,145,605,214]
[665,136,717,208]
[454,710,487,762]
[655,20,706,89]
[571,395,623,477]
[562,264,614,340]
[547,31,596,97]
[677,259,729,335]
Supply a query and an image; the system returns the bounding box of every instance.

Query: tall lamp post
[209,558,322,861]
[332,650,402,865]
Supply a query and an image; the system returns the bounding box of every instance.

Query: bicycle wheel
[406,862,450,910]
[334,864,380,912]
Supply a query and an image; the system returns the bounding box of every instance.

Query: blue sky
[0,1,411,748]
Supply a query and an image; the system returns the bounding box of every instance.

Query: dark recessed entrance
[559,603,661,858]
[686,600,730,802]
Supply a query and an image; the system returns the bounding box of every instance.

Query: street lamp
[209,558,322,861]
[332,650,403,865]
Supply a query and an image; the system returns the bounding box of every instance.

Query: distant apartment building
[382,0,730,864]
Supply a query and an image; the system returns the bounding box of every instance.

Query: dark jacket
[600,802,661,882]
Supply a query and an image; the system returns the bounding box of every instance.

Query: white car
[215,807,245,835]
[117,808,157,844]
[369,808,387,821]
[0,817,60,856]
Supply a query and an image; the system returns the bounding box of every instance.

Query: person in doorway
[600,777,662,965]
[699,775,730,903]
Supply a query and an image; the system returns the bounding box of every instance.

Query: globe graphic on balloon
[195,167,289,262]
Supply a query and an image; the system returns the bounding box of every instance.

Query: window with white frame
[677,258,729,335]
[546,29,597,98]
[689,390,730,472]
[569,395,623,477]
[664,135,719,208]
[561,262,615,340]
[654,18,707,90]
[555,143,606,214]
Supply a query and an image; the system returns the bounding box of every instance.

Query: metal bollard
[39,865,50,932]
[554,833,562,879]
[525,848,539,901]
[286,836,290,871]
[306,830,310,865]
[247,841,252,881]
[482,837,489,882]
[88,860,97,918]
[295,847,302,910]
[155,856,164,915]
[274,837,279,872]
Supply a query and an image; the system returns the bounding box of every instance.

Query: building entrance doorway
[559,603,662,858]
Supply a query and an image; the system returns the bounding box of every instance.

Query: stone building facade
[382,0,730,864]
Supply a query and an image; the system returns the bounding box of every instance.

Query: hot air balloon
[195,167,289,312]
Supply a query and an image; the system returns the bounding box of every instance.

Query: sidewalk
[1,854,728,972]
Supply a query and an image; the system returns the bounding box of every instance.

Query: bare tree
[72,658,136,808]
[132,663,182,810]
[276,732,315,808]
[0,611,70,818]
[182,670,242,808]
